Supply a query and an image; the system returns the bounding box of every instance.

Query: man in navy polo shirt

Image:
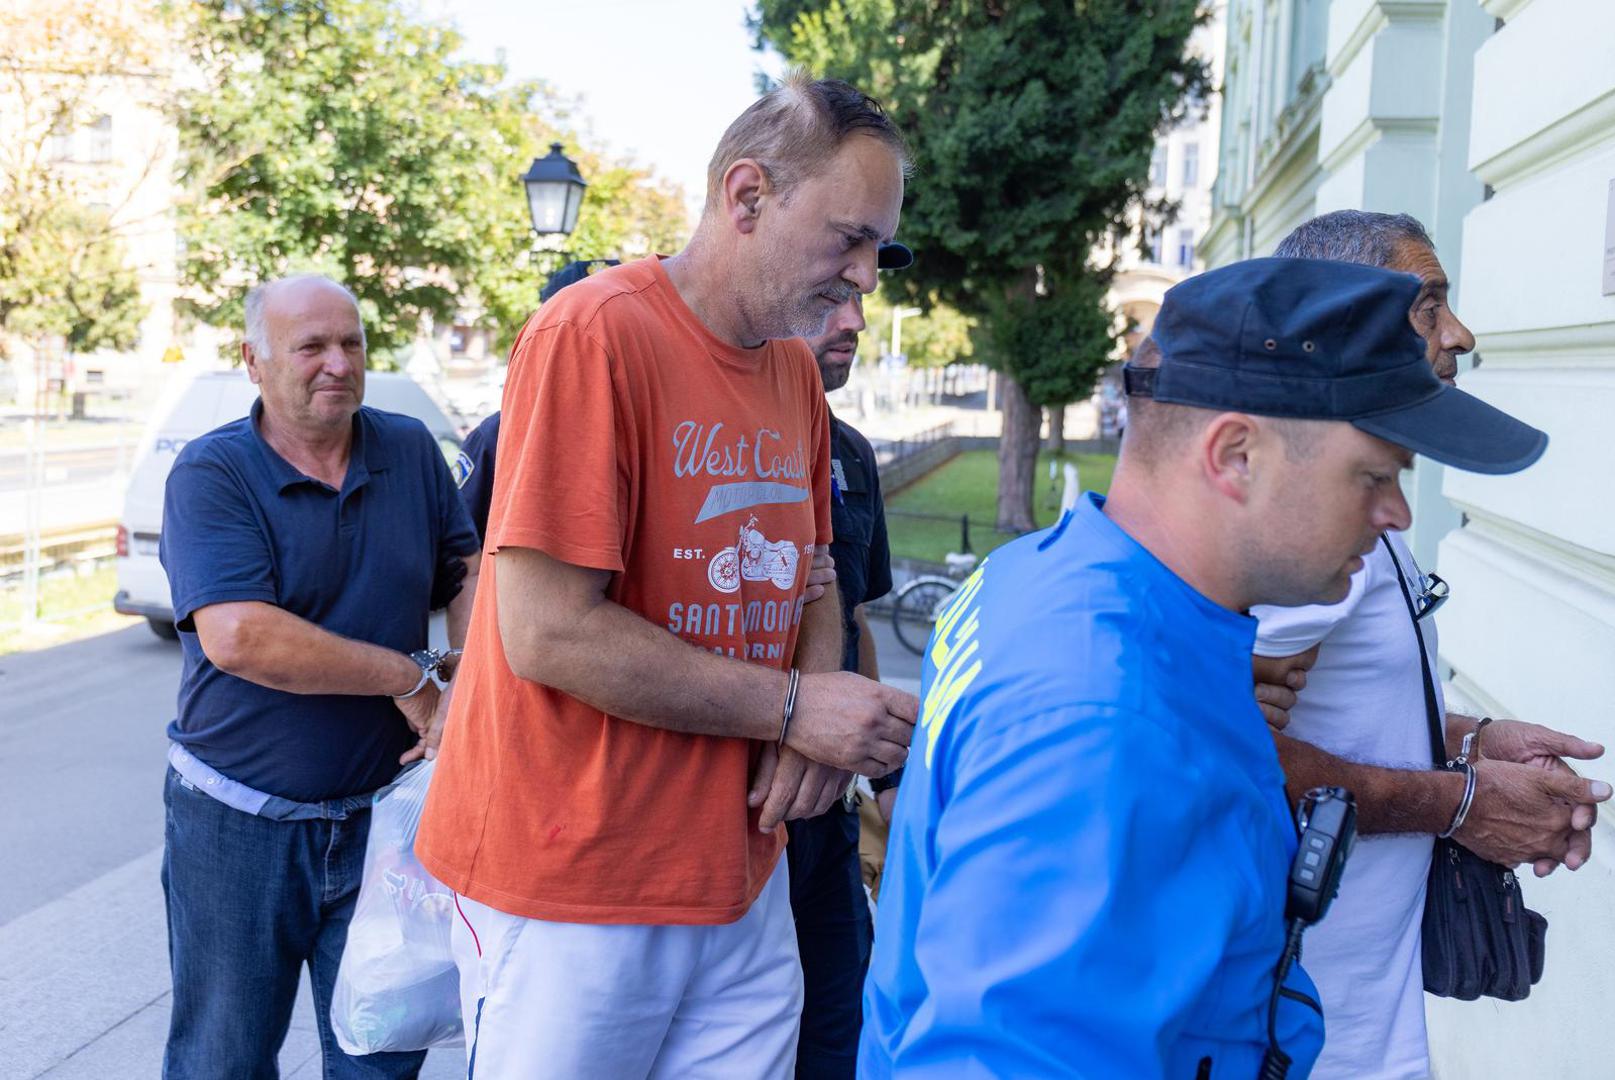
[860,258,1548,1077]
[158,274,480,1079]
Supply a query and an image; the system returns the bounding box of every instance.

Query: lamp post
[521,142,587,277]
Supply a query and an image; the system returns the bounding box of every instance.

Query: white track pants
[450,858,801,1079]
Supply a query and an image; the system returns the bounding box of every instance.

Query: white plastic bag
[331,759,464,1054]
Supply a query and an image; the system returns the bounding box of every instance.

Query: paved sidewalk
[0,848,463,1080]
[0,624,922,1079]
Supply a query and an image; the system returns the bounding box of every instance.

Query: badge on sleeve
[452,450,475,489]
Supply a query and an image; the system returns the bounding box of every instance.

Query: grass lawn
[0,563,138,656]
[887,449,1116,564]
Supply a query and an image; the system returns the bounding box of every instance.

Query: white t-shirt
[1252,532,1443,1080]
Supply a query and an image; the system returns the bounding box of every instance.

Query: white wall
[1427,0,1615,1071]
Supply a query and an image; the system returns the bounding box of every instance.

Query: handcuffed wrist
[778,668,801,747]
[1439,763,1478,839]
[394,648,460,700]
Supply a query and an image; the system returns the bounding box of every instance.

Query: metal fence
[872,420,957,468]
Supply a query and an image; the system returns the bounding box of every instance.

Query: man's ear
[721,158,768,236]
[242,342,263,384]
[1200,412,1261,504]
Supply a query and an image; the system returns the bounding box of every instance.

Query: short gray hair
[704,68,909,211]
[1273,210,1434,268]
[243,274,364,356]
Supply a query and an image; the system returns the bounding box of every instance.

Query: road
[0,614,921,1079]
[0,445,129,494]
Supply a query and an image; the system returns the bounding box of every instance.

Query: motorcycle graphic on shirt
[707,516,804,594]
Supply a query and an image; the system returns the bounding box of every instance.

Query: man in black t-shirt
[785,240,908,1080]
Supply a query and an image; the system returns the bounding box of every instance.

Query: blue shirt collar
[248,397,390,495]
[1055,492,1256,643]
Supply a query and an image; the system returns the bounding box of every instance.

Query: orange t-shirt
[416,257,832,925]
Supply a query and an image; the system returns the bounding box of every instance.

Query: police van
[114,370,463,639]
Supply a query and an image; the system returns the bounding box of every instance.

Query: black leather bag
[1383,537,1547,1001]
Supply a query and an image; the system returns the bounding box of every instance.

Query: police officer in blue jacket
[859,258,1548,1079]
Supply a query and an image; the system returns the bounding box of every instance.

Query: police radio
[1259,786,1357,1080]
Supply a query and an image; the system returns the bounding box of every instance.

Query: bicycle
[890,551,978,656]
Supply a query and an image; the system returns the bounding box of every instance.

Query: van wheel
[147,617,179,641]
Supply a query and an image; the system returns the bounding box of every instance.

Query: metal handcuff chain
[395,648,463,700]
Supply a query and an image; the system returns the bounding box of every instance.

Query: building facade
[0,5,233,414]
[1108,2,1229,349]
[1207,1,1615,1074]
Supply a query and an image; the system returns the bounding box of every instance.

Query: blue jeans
[161,767,426,1080]
[786,802,873,1080]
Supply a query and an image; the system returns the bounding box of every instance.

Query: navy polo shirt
[829,413,892,674]
[453,410,500,543]
[160,400,480,802]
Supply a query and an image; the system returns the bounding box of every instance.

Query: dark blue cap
[1124,257,1546,475]
[878,241,913,270]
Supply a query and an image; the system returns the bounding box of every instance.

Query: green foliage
[753,0,1209,406]
[175,0,688,363]
[4,201,144,354]
[860,284,973,368]
[0,0,159,362]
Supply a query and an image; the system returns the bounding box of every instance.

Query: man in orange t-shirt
[416,73,917,1079]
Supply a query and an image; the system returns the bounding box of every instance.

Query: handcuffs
[396,648,463,700]
[1439,716,1493,839]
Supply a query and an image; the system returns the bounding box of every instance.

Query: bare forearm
[794,585,844,675]
[446,554,480,650]
[508,592,786,741]
[1444,711,1480,760]
[1274,731,1464,835]
[197,602,418,697]
[855,606,880,681]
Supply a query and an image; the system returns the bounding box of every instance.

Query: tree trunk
[1047,403,1067,455]
[996,373,1040,533]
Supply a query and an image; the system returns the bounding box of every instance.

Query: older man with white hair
[157,274,481,1078]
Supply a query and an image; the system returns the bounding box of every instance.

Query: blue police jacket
[859,493,1324,1079]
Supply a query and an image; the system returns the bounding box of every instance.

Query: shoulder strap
[1381,535,1446,767]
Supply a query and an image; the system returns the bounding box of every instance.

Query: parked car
[115,370,462,640]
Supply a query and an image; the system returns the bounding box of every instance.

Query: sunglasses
[1413,571,1449,622]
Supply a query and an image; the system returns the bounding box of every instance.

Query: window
[1176,228,1196,268]
[449,325,470,356]
[47,113,74,161]
[1181,142,1199,187]
[1144,228,1163,265]
[89,114,112,163]
[1149,146,1167,188]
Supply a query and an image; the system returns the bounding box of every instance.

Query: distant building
[1086,2,1225,439]
[1109,2,1226,349]
[0,13,229,410]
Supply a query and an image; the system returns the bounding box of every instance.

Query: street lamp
[521,142,587,238]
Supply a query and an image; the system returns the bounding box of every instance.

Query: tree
[175,0,688,363]
[0,0,160,368]
[754,0,1208,529]
[861,285,974,369]
[5,202,144,355]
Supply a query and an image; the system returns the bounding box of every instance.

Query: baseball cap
[1122,257,1546,475]
[878,242,914,270]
